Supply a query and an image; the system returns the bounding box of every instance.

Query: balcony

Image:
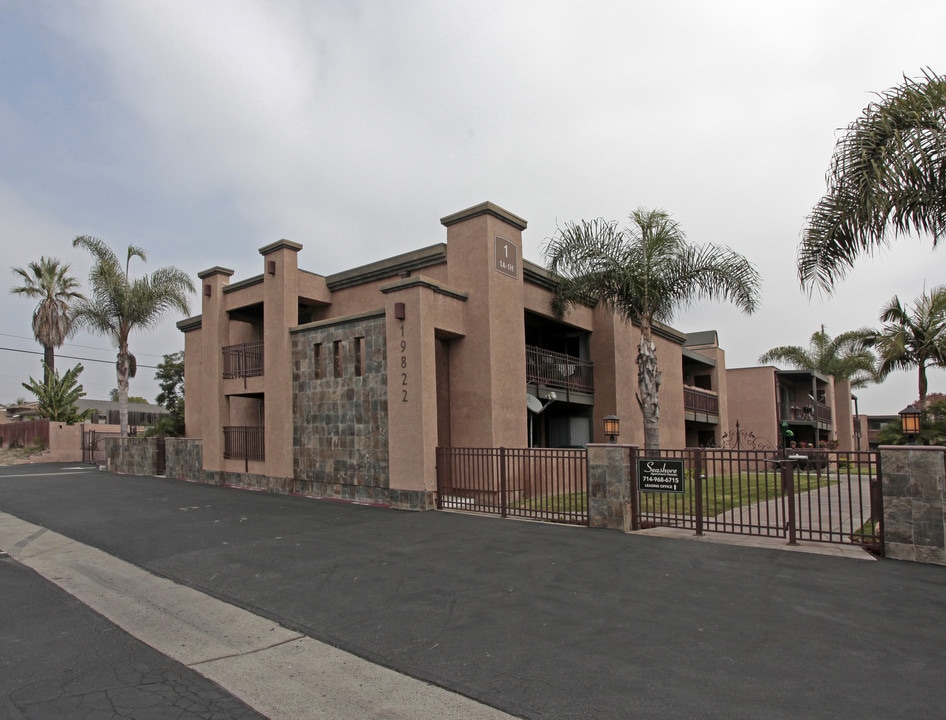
[223,341,264,379]
[223,425,265,462]
[526,345,594,395]
[781,402,831,424]
[684,385,719,420]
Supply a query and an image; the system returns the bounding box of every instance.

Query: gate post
[879,445,946,565]
[781,460,798,545]
[587,444,638,531]
[694,449,704,537]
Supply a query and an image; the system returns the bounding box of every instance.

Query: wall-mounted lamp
[394,302,406,320]
[267,260,276,275]
[603,415,620,443]
[899,404,921,442]
[203,284,212,297]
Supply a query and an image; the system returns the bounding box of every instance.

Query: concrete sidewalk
[1,464,945,719]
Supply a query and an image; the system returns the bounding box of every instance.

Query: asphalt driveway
[1,463,944,719]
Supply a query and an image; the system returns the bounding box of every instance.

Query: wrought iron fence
[223,426,265,463]
[436,446,588,525]
[633,448,881,551]
[222,341,264,379]
[525,346,594,394]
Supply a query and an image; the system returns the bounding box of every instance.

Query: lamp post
[899,404,921,445]
[603,415,620,443]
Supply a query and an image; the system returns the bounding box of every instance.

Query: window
[333,340,342,378]
[313,343,322,379]
[354,337,365,377]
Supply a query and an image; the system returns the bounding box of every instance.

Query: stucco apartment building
[178,201,858,509]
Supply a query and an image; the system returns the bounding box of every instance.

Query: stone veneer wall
[165,438,203,481]
[880,445,946,565]
[588,444,635,531]
[104,437,159,475]
[291,312,403,505]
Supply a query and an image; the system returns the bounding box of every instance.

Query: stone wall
[105,437,159,475]
[880,445,946,565]
[165,438,203,481]
[291,312,393,503]
[588,444,635,531]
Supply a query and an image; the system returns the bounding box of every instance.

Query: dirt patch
[0,447,43,466]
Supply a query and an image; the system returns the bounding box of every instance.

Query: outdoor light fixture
[603,415,620,443]
[899,404,921,441]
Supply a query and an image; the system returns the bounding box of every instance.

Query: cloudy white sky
[2,0,945,416]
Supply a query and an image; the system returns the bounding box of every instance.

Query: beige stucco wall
[726,366,780,447]
[180,201,700,504]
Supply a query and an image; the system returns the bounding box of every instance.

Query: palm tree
[758,325,877,388]
[855,286,946,410]
[71,236,194,437]
[798,69,946,295]
[10,257,84,383]
[544,208,761,450]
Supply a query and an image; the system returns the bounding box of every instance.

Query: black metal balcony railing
[683,385,719,416]
[526,345,594,394]
[780,402,831,424]
[223,426,265,462]
[223,341,264,379]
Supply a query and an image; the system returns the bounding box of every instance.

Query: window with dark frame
[313,343,322,379]
[354,336,365,377]
[333,340,342,378]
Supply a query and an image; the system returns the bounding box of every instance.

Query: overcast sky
[2,0,945,417]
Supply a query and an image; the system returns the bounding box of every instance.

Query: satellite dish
[526,394,543,413]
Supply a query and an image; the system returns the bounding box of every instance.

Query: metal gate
[632,448,882,553]
[82,430,121,465]
[436,447,588,525]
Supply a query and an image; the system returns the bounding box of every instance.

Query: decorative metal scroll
[716,420,774,450]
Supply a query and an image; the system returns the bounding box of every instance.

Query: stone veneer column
[880,445,946,565]
[587,444,638,531]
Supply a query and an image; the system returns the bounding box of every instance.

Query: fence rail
[223,426,265,463]
[525,346,594,394]
[634,448,881,551]
[436,446,588,525]
[222,341,264,379]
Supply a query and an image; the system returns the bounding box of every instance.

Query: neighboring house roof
[77,399,168,415]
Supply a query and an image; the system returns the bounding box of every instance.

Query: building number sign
[494,236,518,278]
[399,323,408,402]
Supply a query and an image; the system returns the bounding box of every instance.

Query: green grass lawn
[514,471,838,518]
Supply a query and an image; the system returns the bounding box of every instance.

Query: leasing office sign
[637,458,686,494]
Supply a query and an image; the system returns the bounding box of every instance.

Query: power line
[0,332,167,358]
[0,346,159,369]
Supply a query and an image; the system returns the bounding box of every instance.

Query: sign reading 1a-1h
[637,458,686,494]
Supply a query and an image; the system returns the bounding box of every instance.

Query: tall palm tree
[10,257,84,383]
[855,286,946,410]
[798,69,946,295]
[70,236,194,437]
[544,208,761,450]
[759,325,877,389]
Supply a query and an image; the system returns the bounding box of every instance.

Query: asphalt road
[1,543,265,719]
[1,463,945,719]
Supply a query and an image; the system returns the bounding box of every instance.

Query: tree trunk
[636,318,661,451]
[117,350,130,437]
[43,344,54,385]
